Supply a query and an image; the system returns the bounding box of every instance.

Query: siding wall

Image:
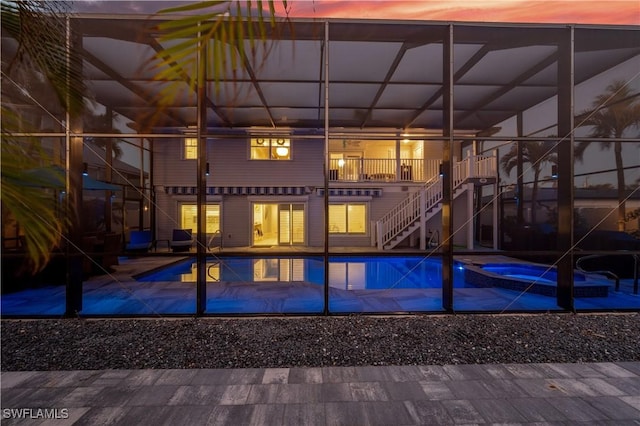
[153,137,465,248]
[421,140,463,161]
[211,138,324,186]
[154,137,324,246]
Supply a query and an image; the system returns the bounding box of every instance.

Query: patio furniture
[125,230,153,252]
[171,229,193,252]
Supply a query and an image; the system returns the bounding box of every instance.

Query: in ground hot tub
[464,262,610,297]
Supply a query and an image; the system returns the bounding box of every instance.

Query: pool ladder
[427,230,440,248]
[207,260,220,282]
[576,253,639,294]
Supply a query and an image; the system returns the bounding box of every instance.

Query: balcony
[329,158,441,183]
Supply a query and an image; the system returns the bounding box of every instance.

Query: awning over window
[165,186,309,195]
[316,188,382,197]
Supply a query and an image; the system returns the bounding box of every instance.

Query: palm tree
[1,1,286,271]
[501,140,558,224]
[1,0,86,272]
[575,80,640,231]
[83,113,123,160]
[146,1,288,128]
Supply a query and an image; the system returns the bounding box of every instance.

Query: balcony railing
[329,158,442,183]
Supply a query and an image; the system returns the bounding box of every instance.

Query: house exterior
[154,136,498,250]
[2,10,639,315]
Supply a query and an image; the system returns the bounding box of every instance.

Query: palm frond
[1,0,87,116]
[1,108,69,272]
[145,1,287,126]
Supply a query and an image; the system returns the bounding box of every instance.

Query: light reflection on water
[137,256,466,290]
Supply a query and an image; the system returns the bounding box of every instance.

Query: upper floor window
[184,137,198,159]
[250,138,291,160]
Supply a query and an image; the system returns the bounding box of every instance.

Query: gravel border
[2,313,639,371]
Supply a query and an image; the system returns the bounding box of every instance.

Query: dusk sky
[78,1,639,25]
[279,1,640,25]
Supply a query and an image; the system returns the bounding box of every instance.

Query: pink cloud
[279,1,639,25]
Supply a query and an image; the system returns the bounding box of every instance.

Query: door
[254,203,305,246]
[344,154,362,181]
[278,203,305,245]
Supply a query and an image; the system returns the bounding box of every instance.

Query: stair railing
[376,156,492,249]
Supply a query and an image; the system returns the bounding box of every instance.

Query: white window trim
[329,201,368,235]
[249,137,292,160]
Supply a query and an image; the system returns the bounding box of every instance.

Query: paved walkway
[2,362,640,425]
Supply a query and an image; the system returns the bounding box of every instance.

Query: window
[250,138,291,160]
[329,203,366,234]
[180,204,220,234]
[184,137,197,159]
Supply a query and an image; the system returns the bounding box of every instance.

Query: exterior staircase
[376,155,496,250]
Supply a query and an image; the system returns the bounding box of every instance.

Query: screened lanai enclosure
[2,11,639,316]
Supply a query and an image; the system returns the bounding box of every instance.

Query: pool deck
[2,249,638,316]
[2,362,640,425]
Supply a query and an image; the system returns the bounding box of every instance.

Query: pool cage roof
[7,15,637,137]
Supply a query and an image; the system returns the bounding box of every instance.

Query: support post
[420,189,426,250]
[323,21,330,315]
[516,113,524,226]
[196,22,207,316]
[441,24,454,312]
[556,27,575,311]
[493,182,499,250]
[466,182,474,249]
[65,16,83,317]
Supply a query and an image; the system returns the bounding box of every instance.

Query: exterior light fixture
[206,162,210,176]
[551,165,558,178]
[439,164,444,177]
[82,162,89,176]
[338,159,345,167]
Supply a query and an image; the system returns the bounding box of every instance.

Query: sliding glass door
[253,203,305,246]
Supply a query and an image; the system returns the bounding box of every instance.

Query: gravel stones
[2,313,639,371]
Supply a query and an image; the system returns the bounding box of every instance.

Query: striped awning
[316,188,382,197]
[165,186,308,196]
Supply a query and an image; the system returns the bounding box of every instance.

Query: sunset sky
[278,0,639,25]
[79,1,639,25]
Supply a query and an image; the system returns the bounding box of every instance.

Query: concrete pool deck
[2,251,639,316]
[2,362,640,424]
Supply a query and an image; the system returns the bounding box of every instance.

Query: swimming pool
[135,256,469,290]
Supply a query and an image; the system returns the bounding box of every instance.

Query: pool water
[481,264,587,283]
[136,256,469,290]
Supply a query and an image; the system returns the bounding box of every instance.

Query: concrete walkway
[2,362,640,425]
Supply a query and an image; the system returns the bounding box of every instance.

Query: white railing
[469,155,497,178]
[328,158,442,182]
[376,156,494,249]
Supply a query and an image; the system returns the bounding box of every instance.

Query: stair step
[379,162,496,250]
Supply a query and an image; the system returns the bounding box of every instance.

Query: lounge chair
[171,229,193,252]
[125,230,153,252]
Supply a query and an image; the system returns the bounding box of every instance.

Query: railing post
[420,189,426,250]
[376,221,383,250]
